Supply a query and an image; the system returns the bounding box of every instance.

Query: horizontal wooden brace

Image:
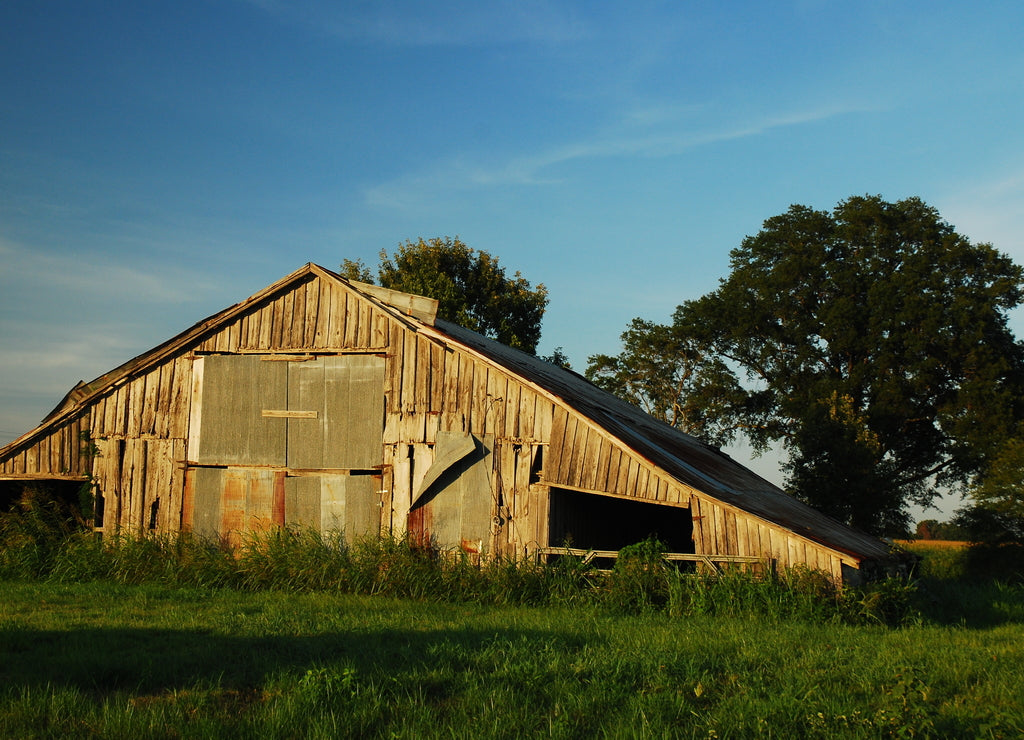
[261,410,318,419]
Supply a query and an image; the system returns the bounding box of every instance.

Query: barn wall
[380,325,556,556]
[0,413,91,478]
[546,404,849,581]
[0,271,855,580]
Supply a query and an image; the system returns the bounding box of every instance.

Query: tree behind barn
[342,237,548,354]
[589,195,1024,535]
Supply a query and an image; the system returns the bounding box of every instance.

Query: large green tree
[588,196,1024,535]
[956,436,1024,543]
[341,237,549,354]
[586,318,742,448]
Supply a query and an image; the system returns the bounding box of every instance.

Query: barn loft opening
[547,487,695,554]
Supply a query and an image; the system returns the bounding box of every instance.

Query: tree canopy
[341,237,549,354]
[956,437,1024,543]
[588,196,1024,535]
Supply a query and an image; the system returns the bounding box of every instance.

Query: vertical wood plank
[359,295,373,347]
[342,292,356,347]
[402,331,417,414]
[295,280,309,348]
[504,379,521,439]
[169,355,192,440]
[625,456,639,497]
[458,353,475,431]
[548,408,569,485]
[304,277,320,347]
[635,465,650,500]
[416,335,432,413]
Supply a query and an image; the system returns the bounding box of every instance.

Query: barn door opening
[547,488,694,553]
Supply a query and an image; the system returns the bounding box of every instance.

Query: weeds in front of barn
[4,483,1018,628]
[1,493,916,625]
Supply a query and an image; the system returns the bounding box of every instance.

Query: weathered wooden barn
[0,263,894,582]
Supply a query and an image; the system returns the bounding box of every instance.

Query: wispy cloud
[0,238,217,305]
[244,0,590,46]
[364,99,878,213]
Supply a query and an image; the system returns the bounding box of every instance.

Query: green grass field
[1,514,1022,737]
[2,579,1023,739]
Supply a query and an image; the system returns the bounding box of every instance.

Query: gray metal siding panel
[322,355,385,469]
[285,476,320,528]
[197,356,287,466]
[287,360,327,469]
[321,473,380,539]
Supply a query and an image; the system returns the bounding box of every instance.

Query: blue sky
[3,1,1024,517]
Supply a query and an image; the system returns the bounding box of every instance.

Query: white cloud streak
[0,238,216,306]
[364,99,878,213]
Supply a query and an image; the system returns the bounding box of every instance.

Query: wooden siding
[546,405,849,580]
[0,413,91,478]
[0,267,865,580]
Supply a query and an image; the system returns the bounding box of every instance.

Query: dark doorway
[548,488,694,553]
[0,478,91,524]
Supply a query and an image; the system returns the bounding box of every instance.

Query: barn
[0,263,895,583]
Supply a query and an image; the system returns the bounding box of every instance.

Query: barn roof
[3,262,892,563]
[427,319,893,563]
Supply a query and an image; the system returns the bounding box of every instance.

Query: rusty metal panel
[196,356,287,466]
[221,469,246,546]
[285,475,320,529]
[245,468,277,532]
[191,467,223,540]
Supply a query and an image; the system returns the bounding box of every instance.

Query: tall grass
[0,504,920,626]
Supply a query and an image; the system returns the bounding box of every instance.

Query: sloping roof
[428,319,893,563]
[2,263,891,563]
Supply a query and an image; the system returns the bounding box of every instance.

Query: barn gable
[0,263,894,582]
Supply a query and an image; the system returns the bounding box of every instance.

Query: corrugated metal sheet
[409,432,494,553]
[195,356,287,466]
